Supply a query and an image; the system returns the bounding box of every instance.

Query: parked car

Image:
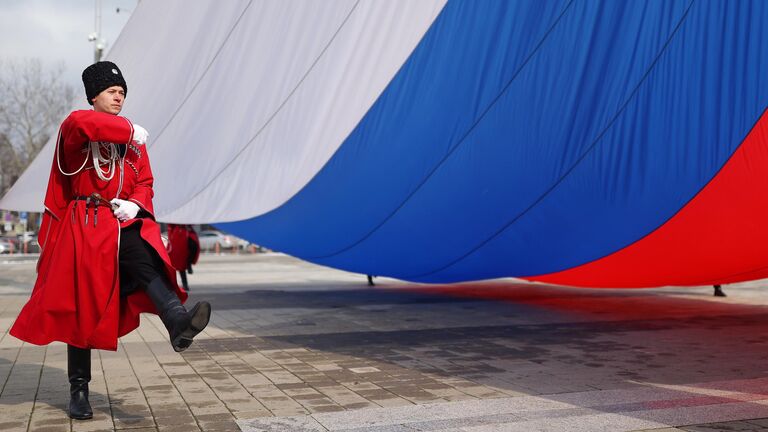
[18,234,40,253]
[0,238,16,254]
[236,237,251,250]
[198,230,235,251]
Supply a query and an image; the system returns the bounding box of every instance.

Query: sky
[0,0,137,91]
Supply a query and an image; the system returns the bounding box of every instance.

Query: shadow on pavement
[191,280,768,428]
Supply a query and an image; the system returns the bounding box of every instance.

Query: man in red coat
[167,224,200,291]
[10,61,212,420]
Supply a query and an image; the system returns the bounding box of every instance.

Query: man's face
[91,86,125,115]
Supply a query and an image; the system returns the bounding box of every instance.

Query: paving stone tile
[238,415,327,432]
[197,421,242,431]
[633,429,686,432]
[158,425,202,432]
[71,415,115,432]
[0,423,26,432]
[28,427,72,432]
[270,407,311,417]
[114,429,158,432]
[231,409,273,419]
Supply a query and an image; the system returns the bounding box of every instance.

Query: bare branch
[0,59,75,191]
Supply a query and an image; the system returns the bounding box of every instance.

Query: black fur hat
[81,61,127,105]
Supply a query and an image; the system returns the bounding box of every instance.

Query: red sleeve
[128,146,156,218]
[60,110,134,154]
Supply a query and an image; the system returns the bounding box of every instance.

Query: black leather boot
[145,277,211,352]
[67,345,93,420]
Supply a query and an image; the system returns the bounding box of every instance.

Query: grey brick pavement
[2,253,768,431]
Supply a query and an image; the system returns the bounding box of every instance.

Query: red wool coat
[167,224,200,271]
[10,110,186,351]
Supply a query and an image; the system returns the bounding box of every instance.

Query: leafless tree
[0,132,19,195]
[0,59,75,195]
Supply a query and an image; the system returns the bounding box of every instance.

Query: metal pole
[91,0,103,62]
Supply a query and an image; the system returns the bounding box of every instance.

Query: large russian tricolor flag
[3,1,767,287]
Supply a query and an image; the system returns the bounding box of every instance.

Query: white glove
[110,198,140,222]
[132,124,149,146]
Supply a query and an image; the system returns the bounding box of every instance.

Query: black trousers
[69,224,171,379]
[118,224,167,297]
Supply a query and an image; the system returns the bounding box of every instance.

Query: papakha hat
[82,61,127,105]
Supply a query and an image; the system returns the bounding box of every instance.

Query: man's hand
[110,199,140,222]
[132,124,149,146]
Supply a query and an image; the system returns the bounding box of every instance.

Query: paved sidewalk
[2,253,768,431]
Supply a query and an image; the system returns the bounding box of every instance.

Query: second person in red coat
[167,224,200,291]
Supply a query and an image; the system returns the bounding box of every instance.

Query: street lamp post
[88,0,105,62]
